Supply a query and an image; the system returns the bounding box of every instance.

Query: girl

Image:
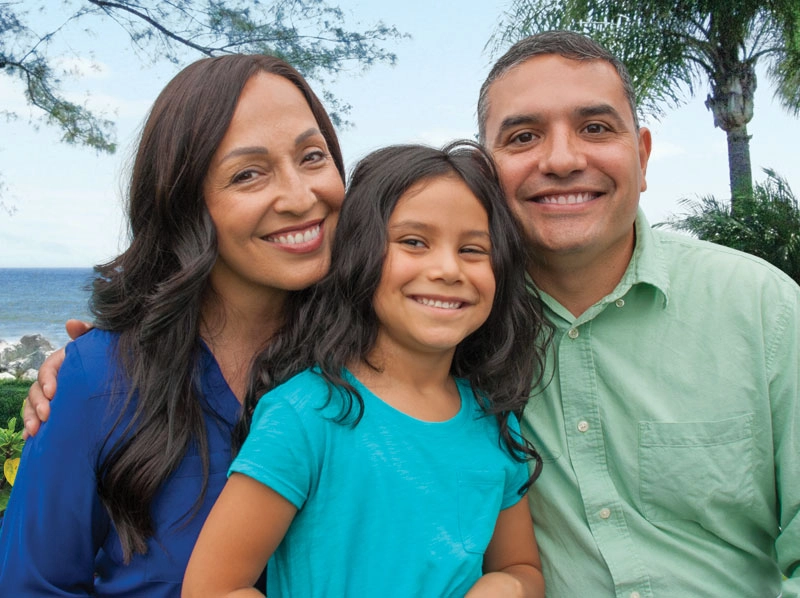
[0,54,344,595]
[183,142,550,597]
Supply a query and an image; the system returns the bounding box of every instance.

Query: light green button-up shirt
[523,211,800,597]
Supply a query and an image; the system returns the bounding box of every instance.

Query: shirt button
[599,508,611,519]
[577,420,589,432]
[630,592,641,598]
[567,327,579,339]
[615,298,625,307]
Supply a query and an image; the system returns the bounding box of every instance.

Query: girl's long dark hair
[90,54,344,562]
[240,141,550,486]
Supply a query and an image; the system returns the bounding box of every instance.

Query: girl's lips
[412,296,468,310]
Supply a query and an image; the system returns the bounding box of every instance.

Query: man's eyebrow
[575,103,626,124]
[493,114,542,144]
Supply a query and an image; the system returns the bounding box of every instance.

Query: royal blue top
[0,329,242,596]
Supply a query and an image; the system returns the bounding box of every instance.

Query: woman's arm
[182,473,297,598]
[0,337,108,595]
[465,499,545,598]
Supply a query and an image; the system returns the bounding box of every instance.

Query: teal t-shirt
[231,369,529,597]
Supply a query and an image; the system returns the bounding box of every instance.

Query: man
[478,30,800,596]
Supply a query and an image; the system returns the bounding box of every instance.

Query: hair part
[91,53,343,562]
[478,30,640,142]
[242,140,551,489]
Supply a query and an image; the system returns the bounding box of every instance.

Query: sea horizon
[0,267,95,348]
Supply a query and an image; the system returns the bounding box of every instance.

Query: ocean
[0,268,95,348]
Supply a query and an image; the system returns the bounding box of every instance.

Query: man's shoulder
[652,227,798,292]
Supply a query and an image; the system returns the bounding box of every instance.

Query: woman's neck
[200,290,286,402]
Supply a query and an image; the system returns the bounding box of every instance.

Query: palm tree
[658,169,800,283]
[490,0,800,213]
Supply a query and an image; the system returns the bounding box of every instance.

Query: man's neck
[530,236,636,318]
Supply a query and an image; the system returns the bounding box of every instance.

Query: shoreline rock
[0,334,55,380]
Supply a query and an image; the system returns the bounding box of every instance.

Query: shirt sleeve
[230,390,321,510]
[0,339,111,595]
[501,413,531,510]
[772,284,800,594]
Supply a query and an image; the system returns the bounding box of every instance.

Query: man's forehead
[485,55,630,121]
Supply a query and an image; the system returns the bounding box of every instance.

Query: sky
[2,0,799,268]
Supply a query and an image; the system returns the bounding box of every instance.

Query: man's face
[483,54,651,268]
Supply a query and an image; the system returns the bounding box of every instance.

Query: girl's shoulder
[260,368,332,410]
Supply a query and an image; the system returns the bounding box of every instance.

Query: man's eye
[510,131,534,144]
[584,123,609,134]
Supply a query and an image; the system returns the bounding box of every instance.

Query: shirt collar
[536,208,671,324]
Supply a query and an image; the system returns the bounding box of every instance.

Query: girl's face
[204,72,344,307]
[371,174,496,361]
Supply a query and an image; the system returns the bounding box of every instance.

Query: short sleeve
[501,413,531,510]
[230,392,321,510]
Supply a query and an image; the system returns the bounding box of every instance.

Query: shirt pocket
[457,470,505,554]
[638,413,755,524]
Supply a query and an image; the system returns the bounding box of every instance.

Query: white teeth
[416,297,462,309]
[539,192,593,205]
[268,225,321,245]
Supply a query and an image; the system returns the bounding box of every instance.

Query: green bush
[0,381,27,433]
[0,382,26,511]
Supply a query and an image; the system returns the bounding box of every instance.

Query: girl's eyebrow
[389,220,491,240]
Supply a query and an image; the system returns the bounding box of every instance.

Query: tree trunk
[705,61,757,215]
[726,126,754,213]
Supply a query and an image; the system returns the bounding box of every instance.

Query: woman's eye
[231,169,258,184]
[302,150,327,164]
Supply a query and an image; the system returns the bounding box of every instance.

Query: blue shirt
[523,211,800,597]
[0,329,241,597]
[232,369,529,597]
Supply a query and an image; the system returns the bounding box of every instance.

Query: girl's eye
[461,246,490,255]
[399,238,426,248]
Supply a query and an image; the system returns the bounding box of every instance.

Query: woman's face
[204,71,345,307]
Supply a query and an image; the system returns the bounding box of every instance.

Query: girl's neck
[350,347,460,422]
[200,291,286,402]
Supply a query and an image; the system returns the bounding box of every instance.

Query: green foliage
[659,169,800,284]
[0,415,24,513]
[1,0,407,162]
[0,382,27,511]
[0,380,27,432]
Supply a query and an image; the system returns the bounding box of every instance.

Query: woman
[0,54,345,596]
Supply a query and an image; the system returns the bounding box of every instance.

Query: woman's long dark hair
[90,54,344,562]
[241,141,550,486]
